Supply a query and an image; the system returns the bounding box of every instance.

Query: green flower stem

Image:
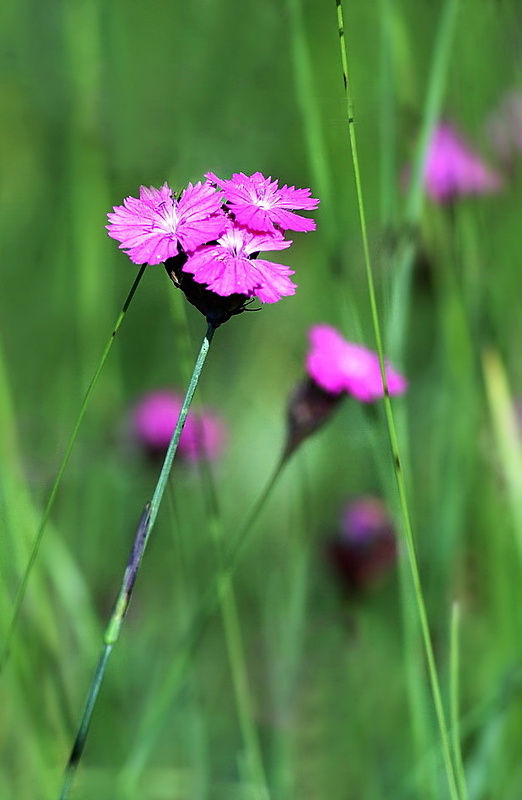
[334,2,459,799]
[59,322,215,800]
[118,453,288,791]
[0,264,147,673]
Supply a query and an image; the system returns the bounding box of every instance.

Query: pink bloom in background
[184,225,296,302]
[132,390,226,462]
[420,122,503,202]
[306,324,407,402]
[107,182,227,265]
[206,171,319,234]
[342,497,394,543]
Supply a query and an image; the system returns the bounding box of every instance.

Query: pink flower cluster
[132,390,226,462]
[107,172,319,304]
[306,324,407,402]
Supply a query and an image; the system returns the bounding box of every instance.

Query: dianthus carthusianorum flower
[205,171,319,234]
[419,123,502,202]
[107,182,227,265]
[107,172,319,321]
[306,324,407,401]
[183,225,296,303]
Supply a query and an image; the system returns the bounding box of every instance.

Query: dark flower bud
[327,497,397,593]
[283,377,343,459]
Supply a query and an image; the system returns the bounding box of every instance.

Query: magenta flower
[107,182,227,265]
[131,390,227,462]
[419,122,503,202]
[205,171,319,234]
[183,225,297,303]
[306,324,407,401]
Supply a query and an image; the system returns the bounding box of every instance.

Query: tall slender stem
[333,2,459,798]
[59,322,215,800]
[1,265,147,672]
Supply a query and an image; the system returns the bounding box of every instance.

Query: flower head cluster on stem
[107,172,319,323]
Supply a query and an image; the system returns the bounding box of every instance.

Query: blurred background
[2,0,522,798]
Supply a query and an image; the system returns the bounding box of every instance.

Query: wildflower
[205,171,319,234]
[327,496,397,592]
[107,182,227,265]
[419,122,503,202]
[183,225,297,303]
[107,172,319,323]
[131,390,226,462]
[306,324,407,401]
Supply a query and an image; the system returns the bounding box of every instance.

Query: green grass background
[2,0,522,798]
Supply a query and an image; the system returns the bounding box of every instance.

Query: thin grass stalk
[59,322,215,800]
[450,602,469,800]
[0,265,147,672]
[333,2,459,798]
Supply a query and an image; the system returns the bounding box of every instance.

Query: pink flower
[205,171,319,234]
[107,182,227,265]
[131,390,227,462]
[306,324,407,401]
[420,122,503,202]
[183,225,297,303]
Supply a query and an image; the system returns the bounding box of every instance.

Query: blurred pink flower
[485,89,522,167]
[132,390,226,462]
[328,496,397,592]
[183,225,296,302]
[206,171,319,234]
[107,182,227,265]
[420,122,503,202]
[306,324,407,401]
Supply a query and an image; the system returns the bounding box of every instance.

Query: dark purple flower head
[206,171,319,234]
[131,390,227,462]
[283,377,344,460]
[183,224,296,303]
[306,325,407,402]
[328,497,397,593]
[107,182,227,265]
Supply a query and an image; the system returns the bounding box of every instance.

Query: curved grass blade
[0,264,147,671]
